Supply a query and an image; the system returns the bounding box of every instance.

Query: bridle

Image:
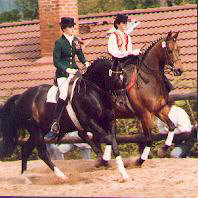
[162,39,181,72]
[108,67,126,95]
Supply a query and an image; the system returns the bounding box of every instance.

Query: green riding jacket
[53,35,87,78]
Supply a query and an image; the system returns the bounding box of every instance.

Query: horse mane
[142,36,164,59]
[83,57,112,78]
[122,37,165,68]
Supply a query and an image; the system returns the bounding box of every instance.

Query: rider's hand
[132,49,142,56]
[128,49,142,56]
[66,68,77,75]
[84,61,90,68]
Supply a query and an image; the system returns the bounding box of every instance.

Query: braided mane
[142,37,164,58]
[83,57,112,78]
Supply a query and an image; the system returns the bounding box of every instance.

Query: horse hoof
[157,148,167,158]
[118,176,129,183]
[95,159,110,168]
[54,167,68,181]
[22,175,32,185]
[135,158,144,167]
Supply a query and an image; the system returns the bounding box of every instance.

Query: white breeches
[57,76,73,101]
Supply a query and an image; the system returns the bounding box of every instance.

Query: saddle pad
[46,85,59,103]
[46,78,83,131]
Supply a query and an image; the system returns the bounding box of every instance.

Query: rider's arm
[76,48,87,65]
[53,40,70,73]
[108,33,129,58]
[75,38,87,65]
[127,35,141,56]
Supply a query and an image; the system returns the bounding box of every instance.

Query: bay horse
[102,31,183,165]
[0,58,129,182]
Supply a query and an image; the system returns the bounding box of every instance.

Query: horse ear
[173,32,179,40]
[166,31,172,41]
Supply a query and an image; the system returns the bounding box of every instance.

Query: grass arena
[0,158,197,197]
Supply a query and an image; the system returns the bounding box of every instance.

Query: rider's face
[117,22,127,32]
[63,26,75,36]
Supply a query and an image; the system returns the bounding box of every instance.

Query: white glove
[85,61,90,68]
[66,68,77,75]
[125,20,140,34]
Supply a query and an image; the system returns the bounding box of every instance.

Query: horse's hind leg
[89,119,129,180]
[78,130,109,167]
[156,105,176,157]
[77,131,102,159]
[135,111,153,166]
[35,132,67,180]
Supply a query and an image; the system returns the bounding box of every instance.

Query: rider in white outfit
[46,131,92,160]
[157,105,194,158]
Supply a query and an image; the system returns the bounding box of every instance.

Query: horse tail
[0,94,20,159]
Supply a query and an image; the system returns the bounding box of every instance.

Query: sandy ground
[0,158,197,197]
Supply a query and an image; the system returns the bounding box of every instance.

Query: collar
[116,29,125,36]
[63,33,74,42]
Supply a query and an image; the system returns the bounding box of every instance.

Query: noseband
[108,68,126,95]
[109,69,123,77]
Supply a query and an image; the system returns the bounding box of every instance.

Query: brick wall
[38,0,78,57]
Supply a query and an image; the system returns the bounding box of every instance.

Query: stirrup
[44,131,58,141]
[50,121,60,134]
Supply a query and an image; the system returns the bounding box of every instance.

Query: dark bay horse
[102,31,183,165]
[0,58,129,182]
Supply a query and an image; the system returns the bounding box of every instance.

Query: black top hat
[114,14,128,24]
[59,17,76,29]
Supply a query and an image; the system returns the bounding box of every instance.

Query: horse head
[161,31,183,76]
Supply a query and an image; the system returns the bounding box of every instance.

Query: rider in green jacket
[44,17,90,141]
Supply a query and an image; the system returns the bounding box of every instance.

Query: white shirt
[157,106,192,135]
[108,29,132,58]
[63,33,74,45]
[108,29,140,58]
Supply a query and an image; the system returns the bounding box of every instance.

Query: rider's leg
[44,76,72,141]
[80,147,91,160]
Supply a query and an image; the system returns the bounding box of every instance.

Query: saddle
[47,76,78,104]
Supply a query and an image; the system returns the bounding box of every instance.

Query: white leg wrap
[103,145,112,161]
[116,156,129,180]
[141,146,151,160]
[165,131,174,146]
[22,171,32,184]
[54,167,67,180]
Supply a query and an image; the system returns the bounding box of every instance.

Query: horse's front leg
[108,120,129,181]
[135,112,153,166]
[77,131,108,166]
[87,119,111,167]
[36,133,67,180]
[156,105,176,158]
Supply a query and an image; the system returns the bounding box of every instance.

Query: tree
[78,0,124,15]
[15,0,38,20]
[0,0,38,23]
[123,0,161,10]
[0,9,20,23]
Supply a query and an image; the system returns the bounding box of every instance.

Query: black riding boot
[44,98,66,141]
